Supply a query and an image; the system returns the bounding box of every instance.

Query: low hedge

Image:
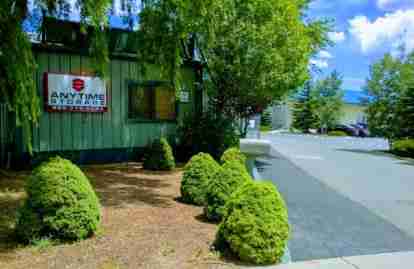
[143,138,176,171]
[327,130,348,137]
[180,153,220,206]
[392,139,414,158]
[15,157,101,243]
[216,181,289,265]
[220,148,246,166]
[204,161,252,221]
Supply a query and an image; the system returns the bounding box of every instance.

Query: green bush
[220,147,246,166]
[177,112,240,161]
[261,110,272,128]
[143,138,176,171]
[260,126,272,132]
[16,157,101,243]
[327,130,348,137]
[180,153,220,206]
[216,181,289,265]
[392,139,414,158]
[204,161,252,221]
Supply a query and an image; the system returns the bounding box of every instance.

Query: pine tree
[292,82,318,132]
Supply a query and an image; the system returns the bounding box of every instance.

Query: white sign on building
[45,73,107,112]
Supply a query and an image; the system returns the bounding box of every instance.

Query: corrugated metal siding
[26,51,196,153]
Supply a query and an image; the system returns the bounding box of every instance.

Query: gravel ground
[0,164,235,269]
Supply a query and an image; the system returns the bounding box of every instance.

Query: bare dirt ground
[0,164,236,269]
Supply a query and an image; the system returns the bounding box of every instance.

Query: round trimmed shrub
[16,157,101,243]
[143,138,176,171]
[180,153,220,206]
[220,147,246,166]
[204,161,252,221]
[216,181,289,265]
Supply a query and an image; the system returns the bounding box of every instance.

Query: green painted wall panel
[48,53,62,151]
[28,51,196,153]
[102,61,113,149]
[32,53,40,153]
[111,59,122,148]
[60,54,73,150]
[70,55,83,150]
[38,53,51,152]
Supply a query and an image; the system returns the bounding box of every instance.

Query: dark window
[128,82,176,121]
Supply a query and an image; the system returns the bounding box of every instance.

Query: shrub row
[180,148,290,265]
[392,139,414,158]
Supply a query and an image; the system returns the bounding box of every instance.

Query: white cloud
[310,50,333,69]
[328,32,346,43]
[318,50,333,59]
[349,9,414,54]
[310,59,329,69]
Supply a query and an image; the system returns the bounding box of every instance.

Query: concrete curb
[269,251,414,269]
[249,158,292,266]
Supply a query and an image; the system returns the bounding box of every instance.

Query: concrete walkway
[257,134,414,261]
[272,251,414,269]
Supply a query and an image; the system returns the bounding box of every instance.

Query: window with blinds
[128,82,176,121]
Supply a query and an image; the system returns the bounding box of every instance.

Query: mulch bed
[0,164,237,269]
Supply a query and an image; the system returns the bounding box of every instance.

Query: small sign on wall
[179,91,190,103]
[44,73,108,112]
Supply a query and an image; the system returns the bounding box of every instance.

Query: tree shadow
[336,149,414,166]
[86,164,177,208]
[194,213,220,225]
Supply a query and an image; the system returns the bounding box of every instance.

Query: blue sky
[308,0,414,91]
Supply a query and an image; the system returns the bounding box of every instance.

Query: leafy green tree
[314,71,344,132]
[292,81,318,132]
[396,52,414,138]
[137,0,329,121]
[364,52,414,141]
[396,87,414,138]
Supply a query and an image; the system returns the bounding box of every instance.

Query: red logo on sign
[72,79,85,92]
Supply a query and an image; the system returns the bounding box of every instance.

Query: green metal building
[0,19,202,167]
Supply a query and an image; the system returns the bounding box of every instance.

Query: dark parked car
[351,123,370,137]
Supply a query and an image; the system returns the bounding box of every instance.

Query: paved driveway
[258,133,414,262]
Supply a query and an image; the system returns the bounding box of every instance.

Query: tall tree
[364,53,412,141]
[397,88,414,138]
[292,81,318,132]
[314,70,344,132]
[137,0,329,122]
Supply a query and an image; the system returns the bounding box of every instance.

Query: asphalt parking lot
[258,133,414,262]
